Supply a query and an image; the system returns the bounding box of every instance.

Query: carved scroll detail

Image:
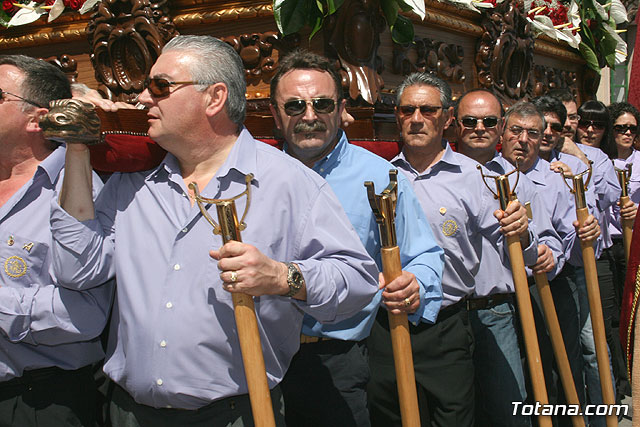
[476,0,534,103]
[392,37,465,85]
[528,64,578,98]
[221,32,293,83]
[87,0,179,102]
[46,54,79,83]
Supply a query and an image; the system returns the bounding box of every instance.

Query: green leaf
[381,0,399,26]
[391,14,414,44]
[316,0,323,14]
[327,0,345,14]
[273,0,311,35]
[309,15,324,39]
[0,9,11,27]
[579,42,600,72]
[397,0,416,12]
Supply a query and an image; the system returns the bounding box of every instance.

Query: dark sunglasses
[0,87,43,108]
[143,77,207,98]
[459,116,499,129]
[397,105,443,118]
[547,122,564,132]
[613,124,638,134]
[282,98,336,116]
[578,120,606,130]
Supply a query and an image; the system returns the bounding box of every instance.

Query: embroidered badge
[4,256,27,278]
[7,236,14,246]
[22,243,33,253]
[439,207,447,215]
[442,219,458,237]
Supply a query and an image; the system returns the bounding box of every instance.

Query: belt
[437,298,467,322]
[0,365,92,391]
[300,334,334,344]
[466,293,514,311]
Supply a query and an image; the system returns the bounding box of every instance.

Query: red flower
[68,0,83,9]
[44,0,55,5]
[2,0,15,14]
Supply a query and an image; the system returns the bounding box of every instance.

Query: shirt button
[173,264,181,271]
[156,379,163,386]
[166,302,173,309]
[182,228,188,233]
[160,340,167,347]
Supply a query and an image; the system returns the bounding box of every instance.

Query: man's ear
[204,83,228,117]
[25,107,48,133]
[269,103,283,131]
[443,106,454,130]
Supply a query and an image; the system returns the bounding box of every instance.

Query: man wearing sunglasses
[454,90,563,427]
[0,55,113,426]
[368,73,537,426]
[50,36,381,426]
[268,49,444,426]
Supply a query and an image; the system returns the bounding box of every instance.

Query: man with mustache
[269,49,444,426]
[368,73,536,426]
[455,89,561,426]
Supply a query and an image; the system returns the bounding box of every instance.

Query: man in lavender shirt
[49,35,379,426]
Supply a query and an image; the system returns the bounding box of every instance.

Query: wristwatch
[285,262,304,297]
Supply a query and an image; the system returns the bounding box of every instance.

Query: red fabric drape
[627,13,640,108]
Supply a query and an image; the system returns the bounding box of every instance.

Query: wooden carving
[86,0,179,102]
[476,0,534,103]
[323,0,386,105]
[221,32,290,83]
[392,37,465,85]
[529,64,578,98]
[45,55,79,84]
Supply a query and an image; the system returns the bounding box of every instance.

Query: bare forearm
[59,146,95,221]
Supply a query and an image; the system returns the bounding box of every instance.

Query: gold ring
[230,271,238,282]
[404,297,411,307]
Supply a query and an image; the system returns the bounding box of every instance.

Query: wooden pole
[217,201,276,427]
[621,194,633,263]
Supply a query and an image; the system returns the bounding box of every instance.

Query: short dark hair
[607,102,640,159]
[270,50,343,104]
[578,100,613,157]
[532,95,567,126]
[454,88,505,118]
[0,55,71,110]
[547,89,576,104]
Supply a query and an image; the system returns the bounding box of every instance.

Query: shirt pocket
[0,234,48,287]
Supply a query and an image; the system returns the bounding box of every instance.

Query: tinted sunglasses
[282,98,336,116]
[397,105,443,118]
[578,120,606,130]
[0,87,43,108]
[143,77,207,98]
[567,114,581,121]
[613,124,638,134]
[508,125,541,139]
[547,122,564,132]
[459,116,499,129]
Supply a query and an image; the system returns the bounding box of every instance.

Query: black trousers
[109,383,285,427]
[367,308,475,427]
[0,365,97,427]
[280,339,370,427]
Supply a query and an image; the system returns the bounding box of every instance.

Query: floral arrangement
[1,0,97,27]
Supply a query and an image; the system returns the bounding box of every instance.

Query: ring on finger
[230,271,238,283]
[404,297,411,307]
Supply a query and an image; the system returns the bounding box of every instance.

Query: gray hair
[504,101,546,132]
[163,35,246,127]
[395,72,452,108]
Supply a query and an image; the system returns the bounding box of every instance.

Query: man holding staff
[49,35,379,426]
[268,49,444,427]
[368,72,537,426]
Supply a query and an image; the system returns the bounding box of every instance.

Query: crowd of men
[0,34,638,427]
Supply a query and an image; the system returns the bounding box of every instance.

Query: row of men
[0,35,636,427]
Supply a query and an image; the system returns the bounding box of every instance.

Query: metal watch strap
[285,262,303,298]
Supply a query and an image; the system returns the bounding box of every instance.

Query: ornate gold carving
[392,37,465,84]
[39,99,101,145]
[476,0,534,103]
[87,0,179,102]
[172,5,273,27]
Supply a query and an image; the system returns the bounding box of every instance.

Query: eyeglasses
[281,98,336,116]
[546,122,564,132]
[508,125,541,139]
[578,120,606,130]
[143,77,209,98]
[459,116,499,129]
[0,88,43,108]
[613,124,638,134]
[397,105,443,118]
[567,114,581,121]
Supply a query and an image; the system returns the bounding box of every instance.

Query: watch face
[292,270,302,284]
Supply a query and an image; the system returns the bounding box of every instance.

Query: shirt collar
[38,145,65,184]
[310,130,347,174]
[394,140,459,176]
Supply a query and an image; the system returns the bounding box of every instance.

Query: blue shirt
[393,143,538,306]
[0,147,112,381]
[50,128,379,409]
[297,132,443,337]
[483,154,564,285]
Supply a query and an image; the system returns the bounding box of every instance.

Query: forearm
[59,146,95,221]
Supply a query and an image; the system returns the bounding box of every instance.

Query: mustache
[294,121,327,133]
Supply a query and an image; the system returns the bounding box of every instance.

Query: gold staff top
[365,170,398,248]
